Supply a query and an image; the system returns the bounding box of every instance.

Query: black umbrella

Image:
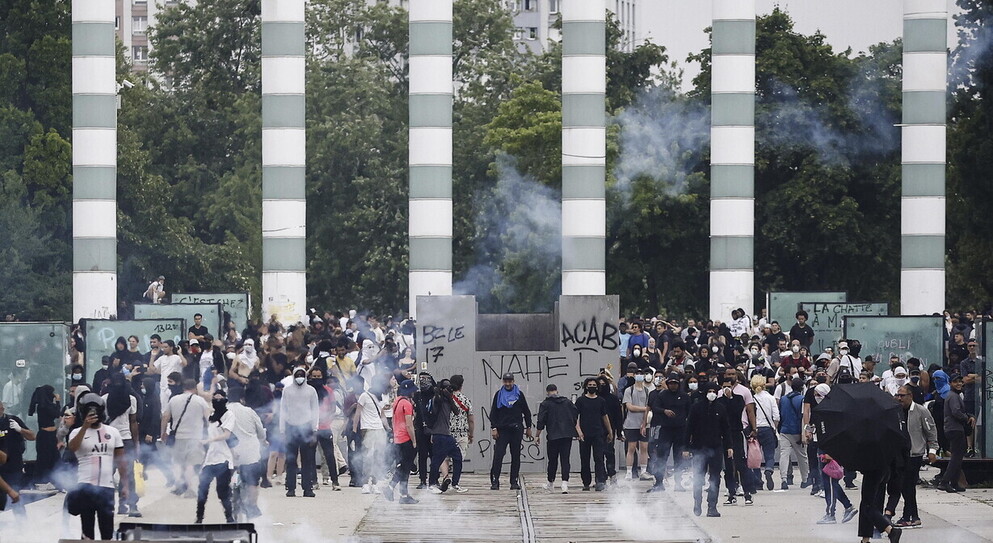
[812,383,907,472]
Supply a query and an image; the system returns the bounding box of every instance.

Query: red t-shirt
[392,396,414,444]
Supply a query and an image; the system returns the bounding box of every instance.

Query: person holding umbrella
[811,382,909,543]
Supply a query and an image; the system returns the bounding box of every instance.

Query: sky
[638,0,963,91]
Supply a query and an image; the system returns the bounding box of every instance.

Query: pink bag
[746,438,763,469]
[822,459,844,480]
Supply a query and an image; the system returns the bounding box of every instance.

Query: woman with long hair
[28,384,61,487]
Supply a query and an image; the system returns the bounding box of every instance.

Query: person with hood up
[644,373,691,492]
[195,390,236,524]
[412,372,436,489]
[488,373,533,490]
[280,366,319,497]
[683,381,733,518]
[102,373,140,517]
[355,339,381,387]
[535,383,579,493]
[28,384,61,488]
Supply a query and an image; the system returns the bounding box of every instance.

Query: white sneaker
[454,485,468,494]
[624,471,633,480]
[639,472,654,481]
[428,485,443,494]
[541,482,552,491]
[361,483,372,494]
[561,481,569,494]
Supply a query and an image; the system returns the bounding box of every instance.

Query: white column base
[73,272,117,321]
[900,269,945,315]
[709,269,754,322]
[262,271,307,324]
[409,271,453,318]
[562,271,605,297]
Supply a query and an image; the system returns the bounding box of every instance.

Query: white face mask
[635,375,645,382]
[839,348,849,355]
[294,376,306,386]
[244,345,255,355]
[688,382,699,391]
[706,392,718,402]
[750,349,759,355]
[792,345,800,354]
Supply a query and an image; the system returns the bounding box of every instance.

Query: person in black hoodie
[412,372,436,489]
[598,375,623,483]
[576,377,612,491]
[644,373,690,492]
[535,384,579,493]
[488,373,533,490]
[684,381,733,518]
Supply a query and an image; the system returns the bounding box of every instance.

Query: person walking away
[644,373,690,492]
[427,379,465,494]
[889,384,937,528]
[0,399,36,518]
[196,390,236,523]
[535,384,579,493]
[308,368,341,491]
[67,393,127,540]
[803,374,827,496]
[28,385,61,489]
[353,377,389,494]
[387,380,419,504]
[281,366,319,497]
[226,387,267,519]
[488,373,533,491]
[575,378,612,491]
[777,378,810,490]
[623,369,651,481]
[160,379,209,497]
[598,375,623,484]
[750,375,780,491]
[684,382,733,517]
[102,374,141,516]
[937,374,973,492]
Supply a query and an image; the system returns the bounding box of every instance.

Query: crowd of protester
[0,306,986,541]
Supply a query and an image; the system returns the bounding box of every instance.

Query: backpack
[835,356,855,384]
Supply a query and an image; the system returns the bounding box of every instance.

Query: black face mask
[815,375,827,384]
[585,387,598,395]
[212,398,227,411]
[169,384,183,396]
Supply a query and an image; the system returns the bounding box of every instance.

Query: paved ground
[2,465,991,543]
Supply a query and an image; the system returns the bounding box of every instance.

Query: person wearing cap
[937,373,973,493]
[617,362,640,398]
[683,381,733,517]
[67,393,127,540]
[827,341,862,384]
[644,373,690,492]
[488,373,533,491]
[280,366,319,497]
[535,384,580,493]
[386,380,419,504]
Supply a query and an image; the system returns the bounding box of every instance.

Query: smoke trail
[453,155,561,314]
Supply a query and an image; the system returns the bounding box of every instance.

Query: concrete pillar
[561,0,606,296]
[262,0,306,324]
[901,0,947,315]
[72,0,118,321]
[408,0,454,318]
[709,0,755,320]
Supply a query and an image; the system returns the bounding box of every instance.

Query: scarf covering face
[360,339,380,363]
[932,370,950,400]
[496,384,521,409]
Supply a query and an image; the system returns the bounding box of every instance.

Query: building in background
[510,0,637,54]
[115,0,185,71]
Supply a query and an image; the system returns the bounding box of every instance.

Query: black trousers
[654,426,686,486]
[77,483,115,540]
[391,440,416,495]
[943,431,966,486]
[285,425,317,492]
[34,429,58,484]
[858,467,892,538]
[579,435,607,486]
[886,455,922,520]
[807,441,822,489]
[724,430,755,496]
[691,448,724,509]
[415,427,430,485]
[315,430,340,485]
[604,436,617,477]
[546,437,572,482]
[490,425,524,485]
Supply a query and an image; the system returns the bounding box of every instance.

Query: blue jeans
[818,450,852,516]
[750,427,778,481]
[429,434,463,487]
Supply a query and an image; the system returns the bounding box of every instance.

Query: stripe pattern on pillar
[262,0,306,323]
[72,0,118,320]
[901,0,946,315]
[409,0,453,317]
[709,0,755,321]
[562,0,606,296]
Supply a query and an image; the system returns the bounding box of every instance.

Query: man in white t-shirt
[102,376,141,517]
[226,387,266,518]
[151,340,185,407]
[160,379,209,497]
[353,376,387,494]
[68,393,126,541]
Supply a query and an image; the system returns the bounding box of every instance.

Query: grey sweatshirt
[279,381,319,433]
[942,391,969,434]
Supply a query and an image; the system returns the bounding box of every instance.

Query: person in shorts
[622,368,651,480]
[160,379,209,497]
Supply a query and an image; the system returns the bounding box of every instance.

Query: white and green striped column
[408,0,453,318]
[72,0,118,321]
[262,0,306,324]
[901,0,946,315]
[709,0,755,321]
[561,0,606,296]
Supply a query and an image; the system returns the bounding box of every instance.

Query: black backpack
[835,356,855,384]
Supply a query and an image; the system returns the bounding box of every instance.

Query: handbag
[166,393,194,447]
[746,437,763,469]
[822,458,844,480]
